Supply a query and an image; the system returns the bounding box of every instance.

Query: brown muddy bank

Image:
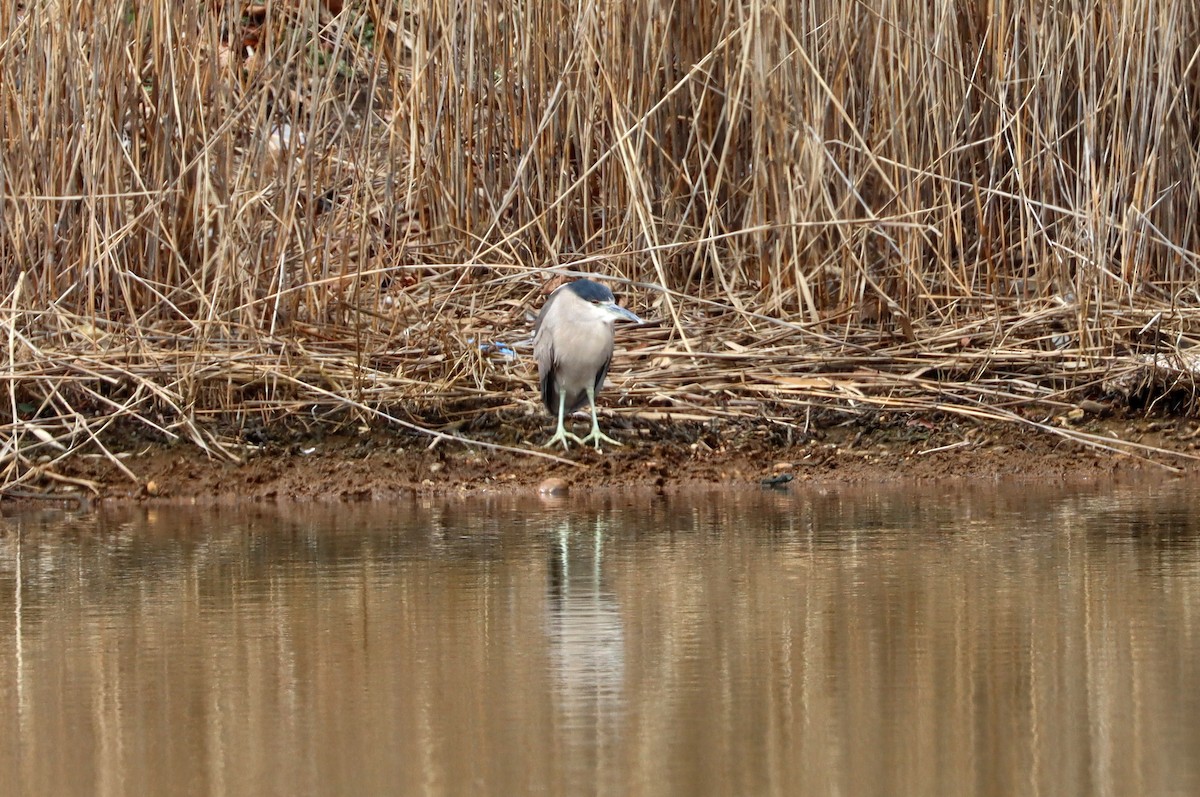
[13,409,1199,508]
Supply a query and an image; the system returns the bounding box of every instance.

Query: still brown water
[2,481,1200,796]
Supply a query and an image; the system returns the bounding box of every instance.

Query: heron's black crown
[565,279,615,303]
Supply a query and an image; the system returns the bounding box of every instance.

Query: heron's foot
[543,426,584,451]
[578,426,623,452]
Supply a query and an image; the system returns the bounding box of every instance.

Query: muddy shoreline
[6,409,1196,509]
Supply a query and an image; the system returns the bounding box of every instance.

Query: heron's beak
[603,302,643,324]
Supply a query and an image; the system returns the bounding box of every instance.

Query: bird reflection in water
[546,518,626,776]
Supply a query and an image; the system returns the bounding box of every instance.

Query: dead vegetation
[3,0,1200,497]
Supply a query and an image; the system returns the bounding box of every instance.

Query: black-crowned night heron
[534,279,643,451]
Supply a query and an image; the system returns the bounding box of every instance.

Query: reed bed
[4,0,1200,492]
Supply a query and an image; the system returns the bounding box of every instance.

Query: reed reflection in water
[1,481,1200,795]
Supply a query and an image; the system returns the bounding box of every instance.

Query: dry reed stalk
[3,1,1200,493]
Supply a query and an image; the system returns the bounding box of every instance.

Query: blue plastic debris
[478,341,517,360]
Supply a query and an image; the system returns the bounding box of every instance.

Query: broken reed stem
[2,0,1200,491]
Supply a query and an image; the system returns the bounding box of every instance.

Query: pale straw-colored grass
[3,1,1200,492]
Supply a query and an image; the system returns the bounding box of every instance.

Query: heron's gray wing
[533,294,559,413]
[593,352,612,398]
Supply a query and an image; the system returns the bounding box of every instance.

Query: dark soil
[16,407,1200,507]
